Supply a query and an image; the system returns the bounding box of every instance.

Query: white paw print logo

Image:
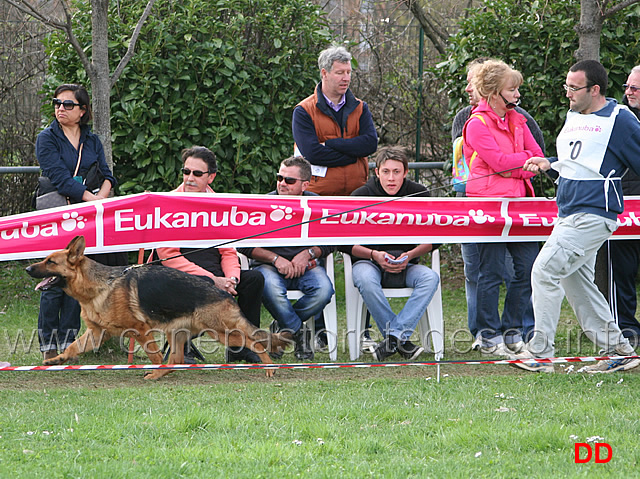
[270,205,294,222]
[60,211,86,231]
[468,209,495,225]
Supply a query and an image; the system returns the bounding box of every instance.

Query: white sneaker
[506,340,525,354]
[471,336,482,351]
[361,332,377,354]
[509,350,554,373]
[583,358,640,373]
[480,343,512,357]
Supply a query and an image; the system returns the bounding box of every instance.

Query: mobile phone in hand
[385,254,408,264]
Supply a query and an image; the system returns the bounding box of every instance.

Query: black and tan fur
[25,236,289,379]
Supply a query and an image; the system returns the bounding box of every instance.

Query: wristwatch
[230,276,239,285]
[308,247,316,259]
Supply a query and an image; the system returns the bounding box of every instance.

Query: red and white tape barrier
[0,355,637,372]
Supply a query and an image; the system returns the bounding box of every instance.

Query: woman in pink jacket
[463,60,543,358]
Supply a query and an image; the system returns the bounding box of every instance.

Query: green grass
[1,257,639,478]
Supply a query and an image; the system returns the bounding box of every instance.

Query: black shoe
[398,340,424,360]
[293,329,314,361]
[373,336,399,361]
[183,349,198,364]
[225,347,263,364]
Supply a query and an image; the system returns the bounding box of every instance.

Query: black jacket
[621,97,640,196]
[341,177,438,263]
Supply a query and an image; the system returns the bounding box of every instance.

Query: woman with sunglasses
[462,60,542,359]
[35,83,117,361]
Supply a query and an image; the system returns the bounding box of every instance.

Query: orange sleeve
[220,248,241,278]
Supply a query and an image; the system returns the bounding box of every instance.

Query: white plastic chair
[342,250,444,362]
[238,252,338,361]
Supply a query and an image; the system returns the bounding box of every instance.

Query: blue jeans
[255,264,334,333]
[475,242,538,347]
[352,260,439,341]
[38,286,81,352]
[463,243,536,341]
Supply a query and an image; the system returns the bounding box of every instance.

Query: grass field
[1,252,638,478]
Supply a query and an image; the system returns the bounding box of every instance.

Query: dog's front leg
[44,326,108,365]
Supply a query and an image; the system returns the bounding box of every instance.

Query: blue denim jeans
[352,260,439,341]
[38,286,81,352]
[463,243,536,341]
[255,263,334,333]
[475,241,538,347]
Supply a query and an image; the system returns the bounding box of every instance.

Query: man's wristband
[271,254,279,266]
[370,249,376,260]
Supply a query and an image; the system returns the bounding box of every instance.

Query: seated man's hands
[372,250,409,273]
[213,276,238,295]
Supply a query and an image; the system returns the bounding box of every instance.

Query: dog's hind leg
[44,325,109,365]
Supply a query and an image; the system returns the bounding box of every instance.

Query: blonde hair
[472,59,523,101]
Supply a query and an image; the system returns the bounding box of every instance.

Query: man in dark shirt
[343,146,440,361]
[238,156,334,360]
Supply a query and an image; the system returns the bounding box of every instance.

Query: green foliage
[43,0,331,194]
[435,0,640,162]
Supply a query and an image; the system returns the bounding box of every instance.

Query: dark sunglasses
[623,84,640,93]
[277,174,305,185]
[52,98,82,110]
[181,168,210,177]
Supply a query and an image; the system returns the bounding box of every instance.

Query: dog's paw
[265,368,275,378]
[43,356,65,366]
[143,371,163,380]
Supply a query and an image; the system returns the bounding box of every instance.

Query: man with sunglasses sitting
[238,156,335,360]
[155,146,265,364]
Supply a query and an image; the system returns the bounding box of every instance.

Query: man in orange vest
[292,45,378,196]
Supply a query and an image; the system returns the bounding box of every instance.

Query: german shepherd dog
[25,236,290,379]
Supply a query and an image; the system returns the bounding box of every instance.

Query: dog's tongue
[35,277,57,291]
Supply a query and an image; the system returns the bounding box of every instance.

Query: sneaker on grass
[509,350,554,373]
[373,336,399,361]
[583,358,640,373]
[480,343,513,358]
[398,340,424,361]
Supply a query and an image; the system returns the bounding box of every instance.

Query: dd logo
[574,443,612,463]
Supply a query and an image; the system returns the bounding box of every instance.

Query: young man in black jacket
[343,146,440,361]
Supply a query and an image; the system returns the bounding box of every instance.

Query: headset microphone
[500,93,521,109]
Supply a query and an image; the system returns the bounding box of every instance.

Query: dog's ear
[66,236,86,263]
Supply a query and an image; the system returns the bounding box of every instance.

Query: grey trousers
[528,213,634,358]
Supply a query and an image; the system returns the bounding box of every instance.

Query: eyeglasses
[276,174,305,185]
[181,168,210,177]
[623,84,640,93]
[563,84,590,92]
[52,98,81,110]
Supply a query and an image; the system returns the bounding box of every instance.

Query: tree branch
[58,0,94,79]
[110,0,158,87]
[2,0,66,29]
[5,0,94,79]
[403,0,448,56]
[603,0,640,18]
